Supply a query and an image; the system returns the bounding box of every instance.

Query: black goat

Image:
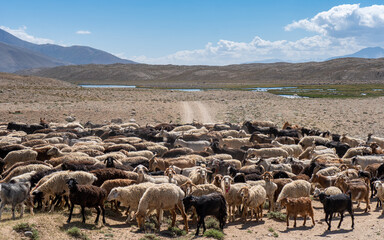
[210,141,246,163]
[318,193,354,231]
[104,157,115,168]
[322,141,350,158]
[66,178,107,224]
[377,163,384,178]
[183,193,227,236]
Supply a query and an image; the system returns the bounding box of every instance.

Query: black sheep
[183,193,227,236]
[66,178,107,224]
[318,193,354,231]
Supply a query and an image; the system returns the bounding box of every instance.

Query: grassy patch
[268,84,384,98]
[139,234,161,240]
[66,227,89,240]
[205,216,220,230]
[268,227,279,238]
[267,211,287,221]
[13,223,39,240]
[164,226,187,237]
[203,229,225,240]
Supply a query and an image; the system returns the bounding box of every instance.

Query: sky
[1,0,384,65]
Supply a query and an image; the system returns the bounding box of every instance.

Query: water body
[79,85,136,88]
[79,85,305,98]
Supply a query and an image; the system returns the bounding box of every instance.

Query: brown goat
[311,173,337,188]
[335,176,370,212]
[280,197,315,228]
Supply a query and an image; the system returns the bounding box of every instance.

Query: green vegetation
[13,223,39,240]
[166,226,187,237]
[203,229,225,240]
[66,227,89,240]
[267,211,287,221]
[268,227,279,238]
[139,234,161,240]
[205,216,220,230]
[268,84,384,98]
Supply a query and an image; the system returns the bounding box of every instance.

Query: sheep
[135,183,189,232]
[0,181,31,220]
[246,148,289,159]
[313,186,343,198]
[313,166,341,177]
[318,193,354,231]
[32,171,97,211]
[343,146,372,159]
[211,174,223,188]
[149,157,196,172]
[374,180,384,214]
[0,144,26,159]
[221,175,247,221]
[239,185,266,222]
[298,136,330,150]
[100,179,137,195]
[352,155,384,169]
[1,164,52,183]
[189,167,210,185]
[280,197,315,228]
[66,178,107,224]
[107,182,156,222]
[270,140,303,158]
[276,180,311,203]
[1,160,52,180]
[3,149,38,169]
[217,136,253,149]
[183,193,227,236]
[9,171,36,183]
[255,158,292,173]
[367,134,384,149]
[121,150,154,160]
[174,138,210,152]
[209,141,247,162]
[90,168,138,187]
[340,134,364,148]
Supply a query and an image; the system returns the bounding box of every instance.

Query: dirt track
[181,101,214,123]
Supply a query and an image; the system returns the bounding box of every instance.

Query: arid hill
[19,58,384,87]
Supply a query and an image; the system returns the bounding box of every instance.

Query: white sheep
[9,171,36,183]
[221,175,248,221]
[313,186,342,198]
[3,149,38,169]
[107,182,155,222]
[174,138,210,152]
[352,155,384,169]
[314,166,341,177]
[189,167,209,185]
[271,140,303,158]
[135,183,189,231]
[1,164,52,183]
[342,146,372,159]
[374,181,384,214]
[367,134,384,149]
[122,150,154,160]
[239,185,267,221]
[276,180,311,203]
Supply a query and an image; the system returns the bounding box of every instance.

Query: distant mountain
[0,29,137,72]
[20,58,384,87]
[244,59,289,64]
[328,47,384,60]
[0,42,66,72]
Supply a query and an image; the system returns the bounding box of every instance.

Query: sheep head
[107,188,119,201]
[66,178,78,189]
[222,175,233,193]
[239,186,250,204]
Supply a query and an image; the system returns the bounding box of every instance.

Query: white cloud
[76,30,91,35]
[285,4,384,44]
[0,25,55,44]
[132,4,384,65]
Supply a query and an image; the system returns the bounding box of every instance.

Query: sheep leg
[11,203,16,220]
[310,211,315,226]
[81,206,86,223]
[67,204,74,223]
[242,205,248,221]
[177,201,189,232]
[20,204,25,218]
[202,217,207,234]
[286,213,289,227]
[101,204,106,225]
[337,212,344,229]
[156,209,161,231]
[196,217,203,236]
[171,209,176,227]
[347,209,354,229]
[324,213,330,230]
[259,205,263,220]
[303,214,306,226]
[94,206,100,224]
[293,215,297,228]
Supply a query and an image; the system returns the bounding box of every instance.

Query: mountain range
[0,29,136,72]
[328,47,384,60]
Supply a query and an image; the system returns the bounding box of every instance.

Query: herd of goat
[0,119,384,235]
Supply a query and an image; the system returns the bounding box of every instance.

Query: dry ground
[1,73,384,239]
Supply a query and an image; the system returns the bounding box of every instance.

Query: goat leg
[101,205,106,225]
[81,206,86,223]
[67,204,74,223]
[337,212,344,228]
[95,206,100,224]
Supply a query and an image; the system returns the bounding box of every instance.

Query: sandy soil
[1,74,384,239]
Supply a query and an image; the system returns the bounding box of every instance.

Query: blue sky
[1,0,384,65]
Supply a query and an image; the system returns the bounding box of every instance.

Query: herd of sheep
[0,119,384,236]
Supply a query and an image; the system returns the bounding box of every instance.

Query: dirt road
[181,101,214,123]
